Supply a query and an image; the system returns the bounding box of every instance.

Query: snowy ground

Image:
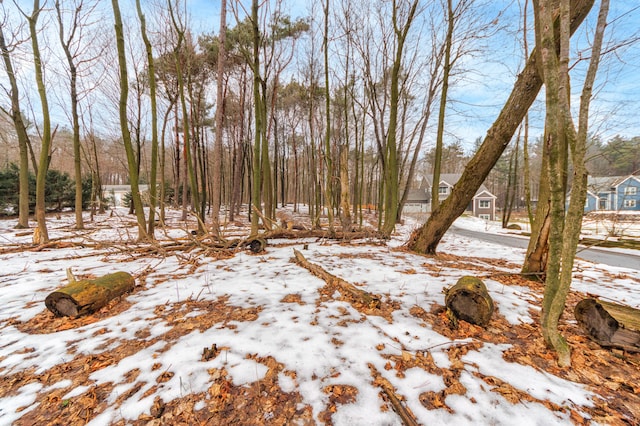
[0,208,638,425]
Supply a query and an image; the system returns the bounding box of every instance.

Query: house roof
[405,188,430,203]
[424,173,494,198]
[587,175,640,193]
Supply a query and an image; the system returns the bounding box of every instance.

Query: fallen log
[444,276,494,327]
[574,298,640,353]
[292,249,380,309]
[45,271,135,317]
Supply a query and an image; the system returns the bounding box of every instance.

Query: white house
[103,185,149,207]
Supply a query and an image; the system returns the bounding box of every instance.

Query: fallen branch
[369,364,419,426]
[266,229,382,241]
[292,249,380,309]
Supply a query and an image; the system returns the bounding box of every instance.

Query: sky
[0,207,638,424]
[1,1,639,152]
[185,0,640,148]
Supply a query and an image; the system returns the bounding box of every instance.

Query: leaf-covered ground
[0,208,638,425]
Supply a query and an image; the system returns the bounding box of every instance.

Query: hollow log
[574,298,640,353]
[444,276,494,327]
[247,238,267,253]
[45,271,135,317]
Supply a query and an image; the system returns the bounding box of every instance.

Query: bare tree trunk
[522,137,551,276]
[407,0,594,255]
[322,0,335,233]
[28,0,52,243]
[54,0,86,230]
[0,25,30,229]
[431,0,453,210]
[111,0,147,240]
[211,0,227,237]
[169,2,202,233]
[540,0,609,367]
[250,0,263,235]
[381,0,418,237]
[135,0,159,238]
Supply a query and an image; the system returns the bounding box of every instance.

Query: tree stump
[445,276,494,327]
[574,298,640,353]
[247,238,267,253]
[45,271,135,317]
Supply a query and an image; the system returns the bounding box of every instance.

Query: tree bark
[407,0,594,255]
[45,271,135,317]
[575,298,640,353]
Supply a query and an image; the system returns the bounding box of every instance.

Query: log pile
[45,271,135,317]
[444,276,494,327]
[574,298,640,352]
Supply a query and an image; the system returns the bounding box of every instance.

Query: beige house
[405,174,497,220]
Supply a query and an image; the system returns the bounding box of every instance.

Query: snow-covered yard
[0,209,638,425]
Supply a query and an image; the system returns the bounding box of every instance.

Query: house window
[439,186,448,195]
[624,187,637,195]
[599,198,607,210]
[479,200,491,209]
[479,214,490,220]
[624,199,636,208]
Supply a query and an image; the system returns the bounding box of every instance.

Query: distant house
[405,174,497,220]
[404,187,431,213]
[103,184,149,207]
[584,175,640,212]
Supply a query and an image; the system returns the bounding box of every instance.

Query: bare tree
[23,0,53,243]
[0,5,31,229]
[111,0,148,240]
[54,0,102,230]
[211,0,227,237]
[537,0,609,367]
[407,0,594,254]
[135,0,159,238]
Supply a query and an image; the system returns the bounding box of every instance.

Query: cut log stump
[445,276,494,327]
[574,298,640,353]
[45,271,135,317]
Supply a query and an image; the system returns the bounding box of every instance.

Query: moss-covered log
[45,271,135,317]
[445,276,494,327]
[574,298,640,353]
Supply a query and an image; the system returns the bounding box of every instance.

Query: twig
[368,364,419,426]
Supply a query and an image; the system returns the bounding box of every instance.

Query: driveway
[449,226,640,271]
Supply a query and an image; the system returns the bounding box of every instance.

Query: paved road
[449,226,640,271]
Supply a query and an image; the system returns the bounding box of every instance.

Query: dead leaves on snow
[4,296,265,426]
